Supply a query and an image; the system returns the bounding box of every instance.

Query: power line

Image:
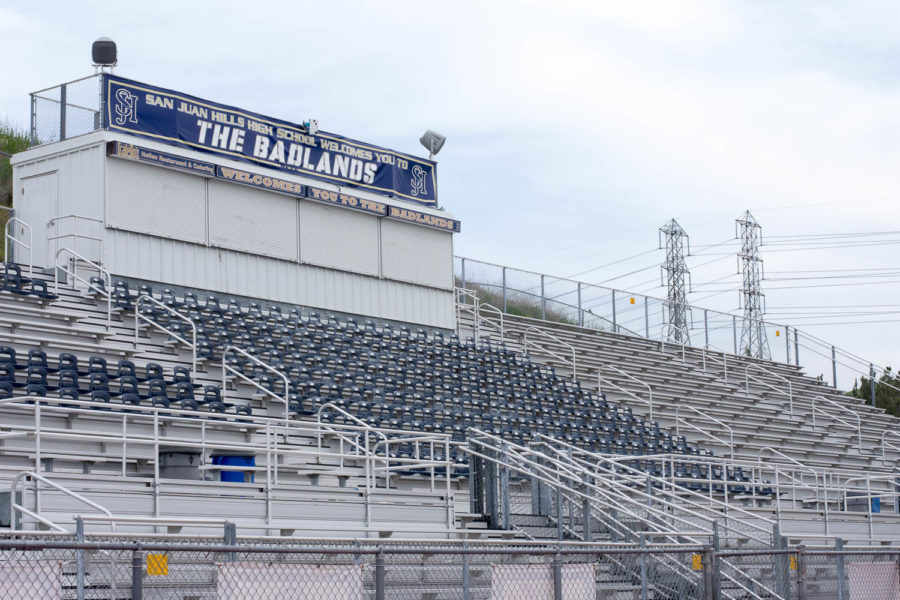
[566,248,659,279]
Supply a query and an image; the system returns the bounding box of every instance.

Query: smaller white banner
[491,563,594,600]
[0,560,61,599]
[217,562,365,600]
[849,561,900,600]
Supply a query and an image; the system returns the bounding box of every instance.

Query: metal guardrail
[811,396,862,453]
[744,362,794,416]
[597,363,654,421]
[4,217,32,276]
[523,325,578,378]
[222,345,288,421]
[46,214,103,262]
[10,471,113,534]
[135,294,197,376]
[675,404,735,458]
[54,246,111,331]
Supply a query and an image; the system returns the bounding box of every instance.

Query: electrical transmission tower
[737,211,770,359]
[659,219,691,343]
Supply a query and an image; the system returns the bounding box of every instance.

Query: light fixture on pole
[419,130,446,160]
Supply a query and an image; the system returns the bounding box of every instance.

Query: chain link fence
[29,74,103,145]
[1,536,899,599]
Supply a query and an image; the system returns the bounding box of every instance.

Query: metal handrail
[744,362,793,416]
[756,447,820,505]
[523,325,578,378]
[675,404,735,458]
[10,471,113,533]
[701,343,729,381]
[135,294,197,376]
[4,217,33,276]
[535,434,776,540]
[466,431,710,544]
[880,430,900,463]
[597,363,653,421]
[46,214,103,261]
[659,324,688,361]
[317,402,390,489]
[54,246,111,331]
[475,302,506,342]
[222,346,288,421]
[811,396,862,453]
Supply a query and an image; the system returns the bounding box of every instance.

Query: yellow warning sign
[147,553,169,576]
[789,555,797,571]
[629,297,636,305]
[776,330,781,337]
[692,554,703,570]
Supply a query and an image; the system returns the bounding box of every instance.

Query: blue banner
[103,75,437,205]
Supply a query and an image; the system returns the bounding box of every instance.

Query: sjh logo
[114,88,139,126]
[410,165,428,197]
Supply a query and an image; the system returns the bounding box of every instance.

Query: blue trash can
[212,455,255,483]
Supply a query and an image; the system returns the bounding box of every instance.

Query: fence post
[581,473,592,543]
[460,258,466,289]
[785,324,790,363]
[644,297,649,337]
[553,550,563,600]
[30,93,37,144]
[224,521,237,562]
[131,546,143,600]
[59,83,67,142]
[541,275,546,321]
[732,315,738,354]
[639,534,648,600]
[499,443,510,530]
[375,548,386,600]
[76,516,85,600]
[831,346,838,388]
[611,290,617,333]
[578,283,583,327]
[704,310,709,348]
[462,541,471,600]
[773,523,788,599]
[485,455,498,528]
[702,547,716,600]
[556,487,564,541]
[870,364,877,407]
[796,545,808,600]
[835,538,846,600]
[502,267,507,312]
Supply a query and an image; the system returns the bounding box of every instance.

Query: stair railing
[222,345,288,421]
[523,325,577,378]
[54,246,111,331]
[675,404,735,458]
[744,362,794,416]
[135,294,197,377]
[4,217,33,276]
[10,471,113,533]
[598,363,654,421]
[811,396,862,453]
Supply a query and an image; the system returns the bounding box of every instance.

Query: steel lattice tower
[659,219,691,343]
[737,211,770,359]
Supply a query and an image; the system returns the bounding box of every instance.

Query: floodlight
[92,37,117,67]
[419,130,446,160]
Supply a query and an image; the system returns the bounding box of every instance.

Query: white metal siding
[299,201,379,276]
[107,159,207,244]
[208,179,298,261]
[381,219,453,290]
[103,229,455,329]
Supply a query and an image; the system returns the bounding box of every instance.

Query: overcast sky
[2,1,898,382]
